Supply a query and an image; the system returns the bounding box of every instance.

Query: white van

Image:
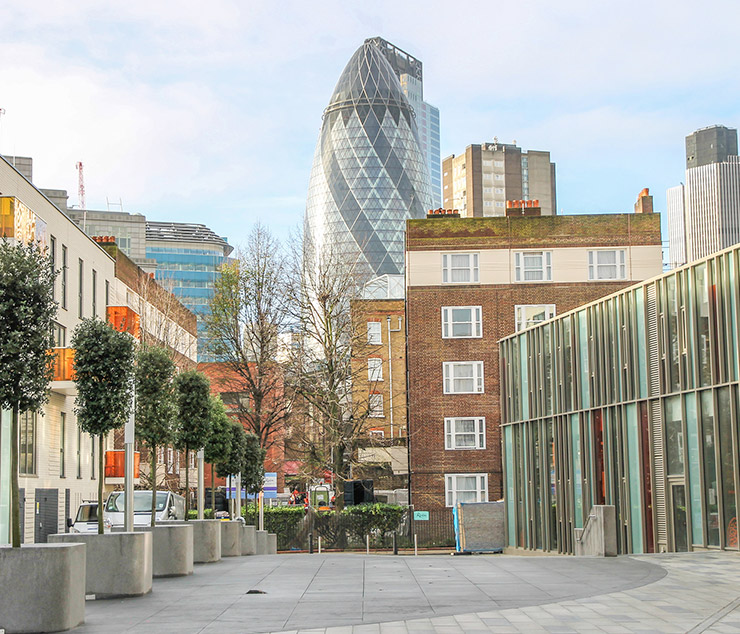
[104,490,186,528]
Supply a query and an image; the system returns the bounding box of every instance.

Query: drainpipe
[386,315,402,438]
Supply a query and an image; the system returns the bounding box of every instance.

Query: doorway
[34,488,59,543]
[671,483,688,552]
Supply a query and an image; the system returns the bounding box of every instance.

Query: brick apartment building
[350,275,408,485]
[406,201,663,513]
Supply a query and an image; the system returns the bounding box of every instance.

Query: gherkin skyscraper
[305,39,433,278]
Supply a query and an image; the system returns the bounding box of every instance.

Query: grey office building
[668,125,740,268]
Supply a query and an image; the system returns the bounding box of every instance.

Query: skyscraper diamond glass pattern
[305,40,433,278]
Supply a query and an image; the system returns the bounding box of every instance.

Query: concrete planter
[241,524,256,555]
[256,529,268,555]
[158,520,221,564]
[220,521,242,557]
[267,533,278,555]
[49,531,152,598]
[135,524,193,577]
[0,543,85,633]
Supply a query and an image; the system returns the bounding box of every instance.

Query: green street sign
[413,511,429,521]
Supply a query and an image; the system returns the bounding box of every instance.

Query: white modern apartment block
[667,125,740,268]
[0,156,197,544]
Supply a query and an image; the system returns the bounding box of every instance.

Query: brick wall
[407,280,647,513]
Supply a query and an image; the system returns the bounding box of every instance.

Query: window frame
[515,304,556,332]
[78,258,84,318]
[444,473,488,507]
[59,412,66,478]
[442,252,480,285]
[367,357,383,382]
[443,361,484,394]
[19,411,37,475]
[588,249,627,281]
[368,393,384,418]
[444,417,486,450]
[442,306,482,339]
[514,250,553,283]
[61,245,68,310]
[367,321,382,344]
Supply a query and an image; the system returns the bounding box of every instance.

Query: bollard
[392,531,398,555]
[308,532,314,554]
[318,536,322,554]
[414,533,418,556]
[366,534,370,554]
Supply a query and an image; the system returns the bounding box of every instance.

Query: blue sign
[413,511,430,521]
[263,472,278,499]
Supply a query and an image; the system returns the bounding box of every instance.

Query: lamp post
[197,448,204,520]
[123,391,135,532]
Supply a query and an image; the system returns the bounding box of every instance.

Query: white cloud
[0,0,738,247]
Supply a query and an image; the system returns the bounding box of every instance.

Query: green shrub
[187,508,215,519]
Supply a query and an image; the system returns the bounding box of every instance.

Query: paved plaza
[77,552,740,633]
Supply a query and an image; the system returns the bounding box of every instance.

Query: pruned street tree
[0,240,56,547]
[242,432,266,499]
[135,345,176,526]
[205,223,291,453]
[173,369,212,518]
[216,421,248,518]
[203,394,232,512]
[72,318,135,534]
[285,233,375,509]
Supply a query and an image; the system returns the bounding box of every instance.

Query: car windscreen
[75,505,98,522]
[105,492,168,513]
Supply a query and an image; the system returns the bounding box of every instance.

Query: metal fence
[245,506,456,551]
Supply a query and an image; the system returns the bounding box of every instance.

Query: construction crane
[76,161,86,232]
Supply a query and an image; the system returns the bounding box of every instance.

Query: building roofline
[498,240,740,345]
[0,155,115,264]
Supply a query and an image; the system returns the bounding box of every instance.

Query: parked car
[104,490,186,528]
[68,501,104,533]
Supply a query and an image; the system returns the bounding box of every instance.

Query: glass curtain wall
[500,244,740,554]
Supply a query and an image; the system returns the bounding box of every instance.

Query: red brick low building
[406,209,663,513]
[199,362,287,493]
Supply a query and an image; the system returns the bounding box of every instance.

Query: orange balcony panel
[50,347,75,381]
[105,450,140,478]
[107,306,140,339]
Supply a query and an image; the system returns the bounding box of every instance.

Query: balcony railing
[105,450,140,478]
[50,347,75,381]
[107,306,140,339]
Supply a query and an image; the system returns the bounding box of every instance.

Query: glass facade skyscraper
[305,39,433,279]
[146,222,233,361]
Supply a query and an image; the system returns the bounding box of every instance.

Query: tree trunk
[150,445,157,527]
[98,434,105,534]
[211,463,215,515]
[10,405,20,548]
[184,450,190,521]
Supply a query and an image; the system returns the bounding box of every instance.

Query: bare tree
[285,232,377,508]
[205,223,291,452]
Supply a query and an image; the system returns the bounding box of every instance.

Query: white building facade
[0,156,197,544]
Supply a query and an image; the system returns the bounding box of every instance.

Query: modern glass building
[499,242,740,554]
[305,39,433,279]
[367,36,442,208]
[146,222,233,361]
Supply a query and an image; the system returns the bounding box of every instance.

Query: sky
[1,0,739,250]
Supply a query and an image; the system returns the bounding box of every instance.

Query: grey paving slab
[73,551,740,633]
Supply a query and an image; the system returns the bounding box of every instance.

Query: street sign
[263,472,278,499]
[413,511,429,521]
